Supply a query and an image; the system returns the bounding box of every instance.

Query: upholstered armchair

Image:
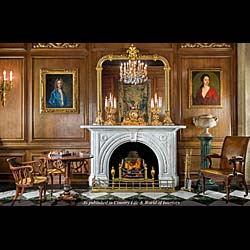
[200,136,250,202]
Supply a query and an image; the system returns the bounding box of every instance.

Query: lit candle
[151,98,154,108]
[3,70,6,81]
[105,96,108,108]
[154,93,157,104]
[159,97,162,108]
[10,70,13,81]
[114,97,117,109]
[109,93,113,107]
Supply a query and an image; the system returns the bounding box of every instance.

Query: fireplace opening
[109,142,159,181]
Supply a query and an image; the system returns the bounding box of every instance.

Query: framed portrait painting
[40,68,79,113]
[189,69,223,108]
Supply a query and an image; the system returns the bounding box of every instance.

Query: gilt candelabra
[151,106,162,126]
[104,106,117,125]
[150,92,162,126]
[104,93,117,125]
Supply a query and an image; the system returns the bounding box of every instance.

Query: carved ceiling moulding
[32,43,80,49]
[181,43,231,48]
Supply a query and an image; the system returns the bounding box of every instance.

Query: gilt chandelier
[119,44,148,84]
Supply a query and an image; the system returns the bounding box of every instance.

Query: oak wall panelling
[179,56,233,141]
[177,44,236,185]
[0,43,237,186]
[32,57,87,141]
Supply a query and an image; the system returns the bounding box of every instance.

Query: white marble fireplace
[80,125,186,187]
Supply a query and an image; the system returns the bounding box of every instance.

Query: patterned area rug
[0,184,250,206]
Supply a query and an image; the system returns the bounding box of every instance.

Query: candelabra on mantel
[94,110,104,125]
[104,93,117,125]
[150,92,163,126]
[163,110,175,125]
[0,70,13,107]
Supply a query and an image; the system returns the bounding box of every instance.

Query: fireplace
[80,125,186,187]
[109,142,159,181]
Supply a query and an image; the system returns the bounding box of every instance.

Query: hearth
[109,142,158,181]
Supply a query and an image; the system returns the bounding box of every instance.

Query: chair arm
[205,153,221,168]
[229,156,245,175]
[11,165,33,171]
[205,153,221,159]
[20,160,46,176]
[10,165,35,184]
[19,160,37,165]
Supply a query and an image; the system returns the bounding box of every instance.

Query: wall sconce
[0,70,13,107]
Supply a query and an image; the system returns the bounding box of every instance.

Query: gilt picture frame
[40,68,79,113]
[189,69,223,108]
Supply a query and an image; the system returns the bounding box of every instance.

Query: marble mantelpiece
[80,125,186,187]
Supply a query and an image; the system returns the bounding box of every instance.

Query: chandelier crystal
[119,44,148,85]
[120,60,148,84]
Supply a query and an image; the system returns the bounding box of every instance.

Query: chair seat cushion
[47,168,65,174]
[34,176,48,184]
[201,168,243,177]
[17,176,47,185]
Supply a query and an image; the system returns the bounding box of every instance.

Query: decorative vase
[193,114,218,137]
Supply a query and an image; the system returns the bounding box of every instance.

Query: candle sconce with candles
[150,93,163,126]
[0,70,13,107]
[104,93,117,125]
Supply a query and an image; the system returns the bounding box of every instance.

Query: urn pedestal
[193,114,219,192]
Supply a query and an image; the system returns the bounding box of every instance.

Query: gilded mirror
[95,44,174,125]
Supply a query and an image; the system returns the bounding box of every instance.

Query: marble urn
[193,114,218,137]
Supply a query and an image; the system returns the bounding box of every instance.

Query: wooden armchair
[200,136,250,202]
[6,157,48,206]
[39,157,65,195]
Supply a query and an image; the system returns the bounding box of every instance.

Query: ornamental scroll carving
[32,43,80,49]
[181,43,231,48]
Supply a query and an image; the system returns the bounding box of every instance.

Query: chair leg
[44,183,47,201]
[19,187,25,202]
[39,186,43,206]
[225,179,230,203]
[201,174,205,194]
[11,187,20,206]
[241,177,248,197]
[20,187,25,196]
[50,174,53,195]
[59,174,62,189]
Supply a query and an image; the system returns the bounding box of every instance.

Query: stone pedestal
[199,136,213,169]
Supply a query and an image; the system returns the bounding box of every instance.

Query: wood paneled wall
[0,43,237,185]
